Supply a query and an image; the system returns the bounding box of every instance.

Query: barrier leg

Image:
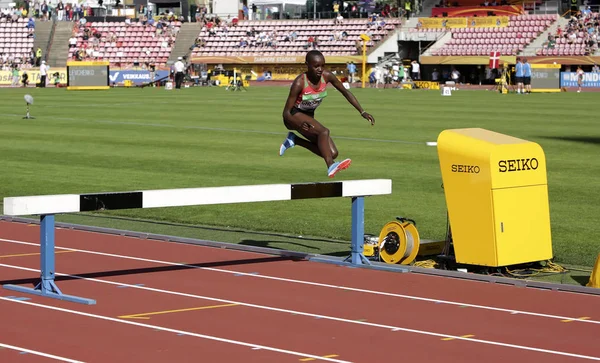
[344,197,371,265]
[3,214,96,305]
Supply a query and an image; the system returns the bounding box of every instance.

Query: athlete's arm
[282,76,303,119]
[324,70,375,125]
[282,76,314,131]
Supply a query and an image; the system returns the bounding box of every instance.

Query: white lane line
[2,114,425,145]
[1,262,599,361]
[0,297,351,363]
[0,237,597,326]
[0,342,85,362]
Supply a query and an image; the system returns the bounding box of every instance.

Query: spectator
[39,60,48,87]
[35,47,42,66]
[56,1,64,21]
[411,60,420,80]
[26,17,35,37]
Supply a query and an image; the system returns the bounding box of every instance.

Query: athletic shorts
[523,77,531,85]
[290,107,315,118]
[515,76,523,83]
[283,107,316,128]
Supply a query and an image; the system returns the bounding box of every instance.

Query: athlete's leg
[328,137,339,160]
[287,135,338,160]
[283,112,336,167]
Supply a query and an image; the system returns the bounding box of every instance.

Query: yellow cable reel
[377,217,420,265]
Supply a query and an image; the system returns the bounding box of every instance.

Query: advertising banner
[431,5,524,18]
[0,68,67,85]
[413,81,440,90]
[417,17,467,29]
[190,55,362,64]
[561,72,600,88]
[467,16,509,28]
[417,16,508,29]
[108,70,170,84]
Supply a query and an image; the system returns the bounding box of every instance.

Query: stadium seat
[190,18,402,57]
[425,14,558,56]
[0,18,34,67]
[68,21,181,67]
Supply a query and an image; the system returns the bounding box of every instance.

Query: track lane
[1,222,598,323]
[0,296,318,363]
[0,274,595,363]
[0,251,598,360]
[0,222,599,362]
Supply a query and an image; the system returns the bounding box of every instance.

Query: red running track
[0,220,598,363]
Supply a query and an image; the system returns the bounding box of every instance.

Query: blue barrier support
[3,214,96,305]
[346,197,371,265]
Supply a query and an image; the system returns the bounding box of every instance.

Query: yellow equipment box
[437,128,553,267]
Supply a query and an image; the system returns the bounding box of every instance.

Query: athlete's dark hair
[306,50,325,63]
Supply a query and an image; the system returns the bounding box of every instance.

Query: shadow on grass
[323,250,351,258]
[239,239,321,250]
[571,274,592,286]
[0,255,300,287]
[538,135,600,145]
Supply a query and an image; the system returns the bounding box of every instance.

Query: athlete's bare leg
[283,112,338,167]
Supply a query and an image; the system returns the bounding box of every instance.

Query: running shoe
[279,132,296,156]
[327,158,352,178]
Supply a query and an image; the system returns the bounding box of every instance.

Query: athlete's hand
[300,122,314,131]
[362,112,375,126]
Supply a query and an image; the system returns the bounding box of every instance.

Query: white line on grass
[3,114,426,145]
[0,262,598,361]
[0,342,85,362]
[37,97,285,107]
[0,297,351,363]
[0,237,598,326]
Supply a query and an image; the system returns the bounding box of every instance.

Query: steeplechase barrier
[2,179,392,305]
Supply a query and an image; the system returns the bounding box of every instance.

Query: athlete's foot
[327,158,352,178]
[279,132,296,156]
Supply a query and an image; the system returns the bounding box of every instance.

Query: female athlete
[279,50,375,178]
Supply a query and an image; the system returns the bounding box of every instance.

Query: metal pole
[3,214,96,304]
[362,40,367,88]
[313,0,316,20]
[350,196,368,264]
[39,214,56,291]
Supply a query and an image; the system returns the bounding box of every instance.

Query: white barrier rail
[2,179,392,305]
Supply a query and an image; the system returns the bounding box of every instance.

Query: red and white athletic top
[295,73,328,112]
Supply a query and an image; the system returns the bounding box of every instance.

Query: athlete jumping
[279,50,375,178]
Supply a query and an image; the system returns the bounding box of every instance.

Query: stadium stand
[0,17,35,68]
[424,14,557,56]
[68,19,182,67]
[538,11,599,56]
[432,0,544,13]
[191,17,402,57]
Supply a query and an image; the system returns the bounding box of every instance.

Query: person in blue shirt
[514,57,524,94]
[26,17,35,37]
[522,58,532,94]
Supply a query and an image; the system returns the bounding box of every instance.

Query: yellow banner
[417,17,466,29]
[66,61,110,66]
[417,16,509,29]
[414,81,440,90]
[467,16,509,28]
[0,68,67,85]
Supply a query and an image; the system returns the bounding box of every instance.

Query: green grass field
[0,86,598,269]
